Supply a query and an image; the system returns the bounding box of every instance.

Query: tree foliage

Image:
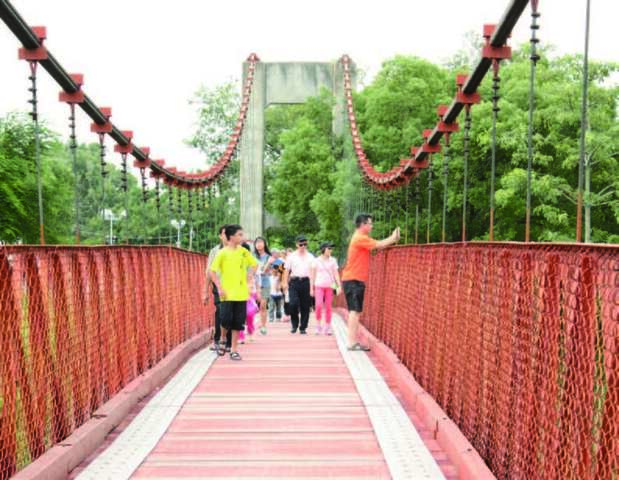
[262,50,619,249]
[2,45,617,250]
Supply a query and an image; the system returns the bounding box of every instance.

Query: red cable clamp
[436,105,459,133]
[133,146,151,169]
[150,159,165,179]
[18,26,48,61]
[59,73,85,103]
[481,24,512,61]
[455,74,481,105]
[114,130,134,154]
[408,147,429,169]
[90,107,112,133]
[421,129,441,154]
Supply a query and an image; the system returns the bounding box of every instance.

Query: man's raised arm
[374,227,400,250]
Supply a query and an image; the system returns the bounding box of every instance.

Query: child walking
[209,225,258,361]
[240,242,260,344]
[269,261,284,321]
[311,242,340,335]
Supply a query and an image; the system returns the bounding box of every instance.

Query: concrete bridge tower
[239,58,356,240]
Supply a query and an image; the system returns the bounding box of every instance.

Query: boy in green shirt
[209,224,258,360]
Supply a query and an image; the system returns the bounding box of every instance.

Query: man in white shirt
[282,235,315,334]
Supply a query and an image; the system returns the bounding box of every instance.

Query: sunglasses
[298,242,307,247]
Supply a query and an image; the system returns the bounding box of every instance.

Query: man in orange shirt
[341,214,400,351]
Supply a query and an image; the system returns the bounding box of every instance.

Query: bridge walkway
[70,315,457,479]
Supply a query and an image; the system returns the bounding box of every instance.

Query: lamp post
[170,219,186,248]
[103,209,126,245]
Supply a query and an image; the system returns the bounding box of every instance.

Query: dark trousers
[269,295,283,320]
[212,283,231,347]
[289,277,311,331]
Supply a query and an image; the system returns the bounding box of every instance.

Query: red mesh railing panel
[0,246,212,479]
[342,242,619,479]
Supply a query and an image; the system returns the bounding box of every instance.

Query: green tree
[0,113,73,244]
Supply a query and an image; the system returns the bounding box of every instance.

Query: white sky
[1,0,617,174]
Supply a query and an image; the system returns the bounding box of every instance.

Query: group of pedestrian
[206,213,399,361]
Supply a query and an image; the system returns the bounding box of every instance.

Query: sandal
[347,342,371,352]
[229,351,242,361]
[216,344,226,356]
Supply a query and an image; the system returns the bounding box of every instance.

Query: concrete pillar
[238,59,356,241]
[240,61,265,240]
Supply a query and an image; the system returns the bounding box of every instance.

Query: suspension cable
[427,160,434,243]
[415,174,420,245]
[69,103,80,243]
[525,0,540,242]
[462,106,472,242]
[27,61,45,244]
[441,134,451,243]
[155,177,161,244]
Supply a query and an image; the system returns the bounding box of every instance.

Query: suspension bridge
[1,0,618,478]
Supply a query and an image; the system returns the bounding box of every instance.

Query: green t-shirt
[210,246,258,301]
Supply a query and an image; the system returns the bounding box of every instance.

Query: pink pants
[315,286,333,324]
[245,295,258,336]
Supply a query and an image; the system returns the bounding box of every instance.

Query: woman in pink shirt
[311,242,341,335]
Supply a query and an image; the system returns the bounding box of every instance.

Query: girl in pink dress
[240,243,260,343]
[310,242,341,335]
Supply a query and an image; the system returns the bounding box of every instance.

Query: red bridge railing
[0,246,211,479]
[358,242,618,479]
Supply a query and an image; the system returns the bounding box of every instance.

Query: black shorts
[343,280,365,313]
[219,301,247,331]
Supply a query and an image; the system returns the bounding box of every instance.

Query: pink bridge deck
[71,321,458,479]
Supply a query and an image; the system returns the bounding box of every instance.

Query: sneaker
[260,327,267,335]
[300,330,307,335]
[324,325,332,336]
[290,328,297,334]
[315,325,322,335]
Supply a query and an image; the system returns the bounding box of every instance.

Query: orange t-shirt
[341,231,378,283]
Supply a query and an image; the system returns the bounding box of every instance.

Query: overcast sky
[1,0,617,174]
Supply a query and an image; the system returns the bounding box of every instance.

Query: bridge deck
[70,315,457,479]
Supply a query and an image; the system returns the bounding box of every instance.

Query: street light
[103,209,126,245]
[170,219,186,248]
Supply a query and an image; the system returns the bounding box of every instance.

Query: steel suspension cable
[188,189,194,251]
[415,174,420,244]
[462,106,472,242]
[98,132,108,240]
[576,0,591,242]
[121,152,129,243]
[27,61,45,244]
[526,0,540,242]
[167,184,174,246]
[489,61,501,241]
[139,167,148,243]
[68,103,80,243]
[427,161,434,243]
[155,178,161,244]
[403,182,409,244]
[441,135,451,243]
